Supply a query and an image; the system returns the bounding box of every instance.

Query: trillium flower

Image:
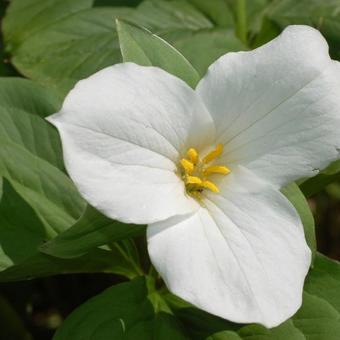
[48,26,340,327]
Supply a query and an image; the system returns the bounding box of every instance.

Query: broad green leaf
[164,296,239,340]
[303,253,340,314]
[187,0,234,27]
[0,249,128,282]
[267,0,340,60]
[131,0,212,32]
[0,179,49,270]
[281,182,317,262]
[4,2,132,96]
[237,321,305,340]
[53,277,187,339]
[0,78,85,233]
[126,313,188,339]
[0,179,137,281]
[117,19,200,88]
[171,28,246,76]
[132,0,246,75]
[40,204,144,258]
[0,78,62,167]
[4,0,244,94]
[293,292,340,340]
[206,331,242,340]
[0,142,84,234]
[94,0,142,6]
[3,0,92,50]
[292,254,340,339]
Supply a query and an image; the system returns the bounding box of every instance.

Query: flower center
[179,144,230,198]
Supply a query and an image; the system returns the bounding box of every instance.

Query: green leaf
[293,292,340,340]
[0,249,131,282]
[117,19,200,88]
[206,331,242,340]
[3,1,132,96]
[171,28,246,76]
[0,179,135,281]
[131,0,246,75]
[39,204,146,279]
[0,179,49,270]
[40,204,145,258]
[281,182,317,262]
[237,321,305,340]
[164,296,239,340]
[291,253,340,339]
[131,0,213,32]
[0,78,85,233]
[94,0,142,6]
[4,0,245,94]
[3,0,92,50]
[52,277,152,340]
[127,313,188,339]
[187,0,234,27]
[0,78,62,167]
[53,277,187,339]
[303,253,340,314]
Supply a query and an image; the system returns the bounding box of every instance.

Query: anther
[201,180,219,193]
[187,148,198,164]
[186,176,202,185]
[180,159,194,174]
[203,165,230,176]
[203,144,223,164]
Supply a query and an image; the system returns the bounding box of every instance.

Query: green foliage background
[0,0,340,339]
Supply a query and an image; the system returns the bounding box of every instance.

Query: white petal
[147,166,311,327]
[49,63,214,224]
[197,25,340,187]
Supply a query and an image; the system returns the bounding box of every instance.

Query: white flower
[48,25,340,327]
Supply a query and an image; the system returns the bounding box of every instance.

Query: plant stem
[236,0,248,45]
[113,242,144,277]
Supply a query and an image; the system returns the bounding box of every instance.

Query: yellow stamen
[179,144,230,197]
[180,159,194,174]
[186,176,202,184]
[187,148,198,164]
[203,144,223,164]
[203,165,230,176]
[201,180,219,193]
